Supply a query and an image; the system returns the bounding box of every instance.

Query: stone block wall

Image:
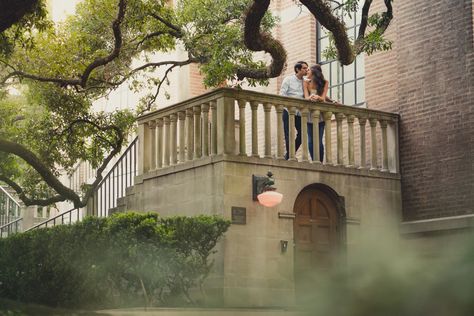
[123,156,402,307]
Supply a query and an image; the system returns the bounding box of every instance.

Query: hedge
[0,212,230,309]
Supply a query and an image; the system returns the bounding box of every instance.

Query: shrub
[0,212,230,309]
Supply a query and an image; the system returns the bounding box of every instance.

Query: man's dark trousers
[283,109,325,162]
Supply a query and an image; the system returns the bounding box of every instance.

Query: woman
[302,64,332,162]
[303,64,333,102]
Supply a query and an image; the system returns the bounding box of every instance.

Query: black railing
[26,207,81,231]
[25,137,138,231]
[0,217,23,237]
[89,137,137,217]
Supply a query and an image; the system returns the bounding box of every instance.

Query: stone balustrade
[137,88,399,175]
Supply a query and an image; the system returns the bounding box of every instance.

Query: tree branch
[79,0,127,87]
[0,174,66,206]
[0,138,82,207]
[236,0,287,80]
[300,0,354,65]
[149,12,182,37]
[1,0,127,89]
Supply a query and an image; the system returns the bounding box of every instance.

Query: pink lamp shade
[257,191,283,207]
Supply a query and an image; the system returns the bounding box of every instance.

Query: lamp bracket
[252,175,267,201]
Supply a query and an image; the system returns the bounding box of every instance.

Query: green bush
[0,212,230,309]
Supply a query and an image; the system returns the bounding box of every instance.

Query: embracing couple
[280,61,334,162]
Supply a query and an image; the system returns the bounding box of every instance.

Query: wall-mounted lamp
[252,171,283,207]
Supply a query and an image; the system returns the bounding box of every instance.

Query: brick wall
[366,0,474,220]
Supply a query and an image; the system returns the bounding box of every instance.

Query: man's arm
[279,76,290,96]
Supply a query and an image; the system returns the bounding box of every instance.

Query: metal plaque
[231,207,246,225]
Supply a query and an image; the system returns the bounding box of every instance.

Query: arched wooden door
[293,186,341,295]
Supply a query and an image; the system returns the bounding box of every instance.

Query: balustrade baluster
[359,117,367,168]
[186,108,194,161]
[276,105,284,159]
[194,105,202,159]
[163,116,170,167]
[380,120,389,171]
[264,103,272,158]
[312,109,321,164]
[156,118,163,168]
[323,111,333,164]
[210,100,217,156]
[170,114,177,165]
[149,120,156,170]
[369,118,378,170]
[250,101,259,157]
[347,115,355,167]
[300,106,309,162]
[288,106,297,161]
[336,113,344,165]
[178,111,186,163]
[202,103,210,157]
[238,99,247,156]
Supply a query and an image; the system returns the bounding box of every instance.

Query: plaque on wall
[231,207,246,225]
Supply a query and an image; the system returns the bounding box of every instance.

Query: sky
[49,0,80,22]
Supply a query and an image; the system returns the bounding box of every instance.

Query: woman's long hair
[310,64,326,95]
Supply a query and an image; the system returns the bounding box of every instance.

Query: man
[280,61,314,160]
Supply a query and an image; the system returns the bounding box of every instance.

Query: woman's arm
[320,80,329,100]
[303,80,311,100]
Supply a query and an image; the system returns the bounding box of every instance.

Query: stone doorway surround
[293,184,346,298]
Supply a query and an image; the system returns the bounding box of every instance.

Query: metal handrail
[0,185,21,208]
[90,136,138,217]
[26,207,80,231]
[0,217,23,237]
[26,137,138,231]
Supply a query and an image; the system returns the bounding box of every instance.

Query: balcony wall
[120,88,402,307]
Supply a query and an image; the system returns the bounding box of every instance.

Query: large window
[317,4,365,106]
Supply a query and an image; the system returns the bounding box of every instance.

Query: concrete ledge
[400,214,474,235]
[136,154,400,184]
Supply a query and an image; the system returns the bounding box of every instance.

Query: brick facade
[366,0,474,220]
[189,0,474,221]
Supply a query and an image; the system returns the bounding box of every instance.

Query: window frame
[316,7,366,107]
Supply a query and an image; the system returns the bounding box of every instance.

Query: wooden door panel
[294,187,340,294]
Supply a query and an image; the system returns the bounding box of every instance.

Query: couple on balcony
[280,61,335,162]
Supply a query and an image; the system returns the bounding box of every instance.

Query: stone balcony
[120,87,402,307]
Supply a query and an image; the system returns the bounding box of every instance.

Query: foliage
[0,212,231,309]
[0,0,52,57]
[321,0,393,61]
[0,0,277,207]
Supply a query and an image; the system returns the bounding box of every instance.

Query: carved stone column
[210,100,217,156]
[186,108,194,161]
[288,106,297,161]
[369,118,378,170]
[163,116,170,167]
[156,118,163,168]
[149,120,157,170]
[202,103,210,157]
[250,101,259,157]
[346,115,355,167]
[380,120,389,171]
[193,105,202,159]
[263,103,272,158]
[238,99,247,156]
[300,106,309,162]
[358,117,367,169]
[324,111,333,164]
[170,114,177,165]
[276,105,284,159]
[312,109,321,164]
[335,112,345,166]
[178,111,186,163]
